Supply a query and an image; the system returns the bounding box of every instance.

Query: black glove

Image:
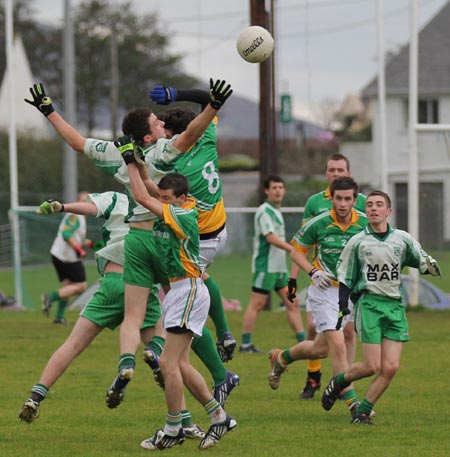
[335,303,351,331]
[209,78,233,110]
[286,278,297,303]
[114,134,145,165]
[24,83,55,117]
[150,85,177,105]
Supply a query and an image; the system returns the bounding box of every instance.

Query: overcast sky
[30,0,449,119]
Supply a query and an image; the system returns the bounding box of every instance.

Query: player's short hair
[160,108,196,135]
[122,108,153,142]
[330,176,359,197]
[158,173,189,197]
[326,153,350,172]
[263,175,285,189]
[367,190,392,208]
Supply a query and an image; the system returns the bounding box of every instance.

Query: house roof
[362,0,450,98]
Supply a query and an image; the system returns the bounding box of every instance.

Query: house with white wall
[341,1,450,249]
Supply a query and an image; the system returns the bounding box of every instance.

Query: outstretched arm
[38,198,97,217]
[172,78,232,152]
[150,85,210,111]
[25,83,86,153]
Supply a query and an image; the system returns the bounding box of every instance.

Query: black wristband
[60,204,65,213]
[308,268,318,277]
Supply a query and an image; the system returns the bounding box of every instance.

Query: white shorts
[161,277,210,338]
[307,285,353,333]
[305,285,355,323]
[199,226,228,270]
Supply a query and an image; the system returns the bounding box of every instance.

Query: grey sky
[30,0,449,119]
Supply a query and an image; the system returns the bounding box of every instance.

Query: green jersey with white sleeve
[252,202,287,273]
[337,224,432,300]
[84,137,182,222]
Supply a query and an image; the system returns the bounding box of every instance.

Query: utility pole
[250,0,277,311]
[250,0,277,203]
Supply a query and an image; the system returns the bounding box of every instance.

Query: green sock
[31,383,49,402]
[191,327,226,385]
[296,331,306,342]
[343,388,359,405]
[282,349,293,364]
[147,336,165,355]
[336,372,351,389]
[358,398,374,415]
[49,291,59,302]
[181,409,191,426]
[241,333,252,345]
[204,277,229,339]
[55,299,68,319]
[118,353,135,371]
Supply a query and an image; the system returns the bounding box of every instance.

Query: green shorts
[81,272,161,330]
[251,272,287,294]
[354,293,410,344]
[123,228,168,288]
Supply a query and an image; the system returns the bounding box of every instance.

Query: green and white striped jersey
[252,202,287,273]
[87,192,129,275]
[84,137,182,222]
[337,225,432,300]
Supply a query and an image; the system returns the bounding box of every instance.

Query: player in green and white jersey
[268,177,367,420]
[321,190,441,424]
[18,191,160,423]
[123,162,236,450]
[41,191,90,324]
[288,153,366,399]
[239,176,305,353]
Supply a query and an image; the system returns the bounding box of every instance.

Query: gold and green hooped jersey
[174,120,226,234]
[303,188,367,224]
[154,197,201,282]
[291,208,368,283]
[337,225,432,300]
[252,201,287,273]
[84,137,182,222]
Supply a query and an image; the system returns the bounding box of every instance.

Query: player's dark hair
[160,108,196,135]
[158,173,189,197]
[330,176,359,197]
[122,108,153,142]
[263,175,285,189]
[326,153,350,172]
[367,190,392,208]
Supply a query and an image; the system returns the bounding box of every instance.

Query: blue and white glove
[149,85,177,105]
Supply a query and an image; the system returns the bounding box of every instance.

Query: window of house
[403,99,439,126]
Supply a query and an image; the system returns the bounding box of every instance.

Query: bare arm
[265,232,294,252]
[46,111,86,153]
[127,163,163,217]
[291,249,314,275]
[62,201,98,217]
[137,165,160,198]
[172,104,217,152]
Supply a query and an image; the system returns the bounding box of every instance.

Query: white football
[236,26,274,64]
